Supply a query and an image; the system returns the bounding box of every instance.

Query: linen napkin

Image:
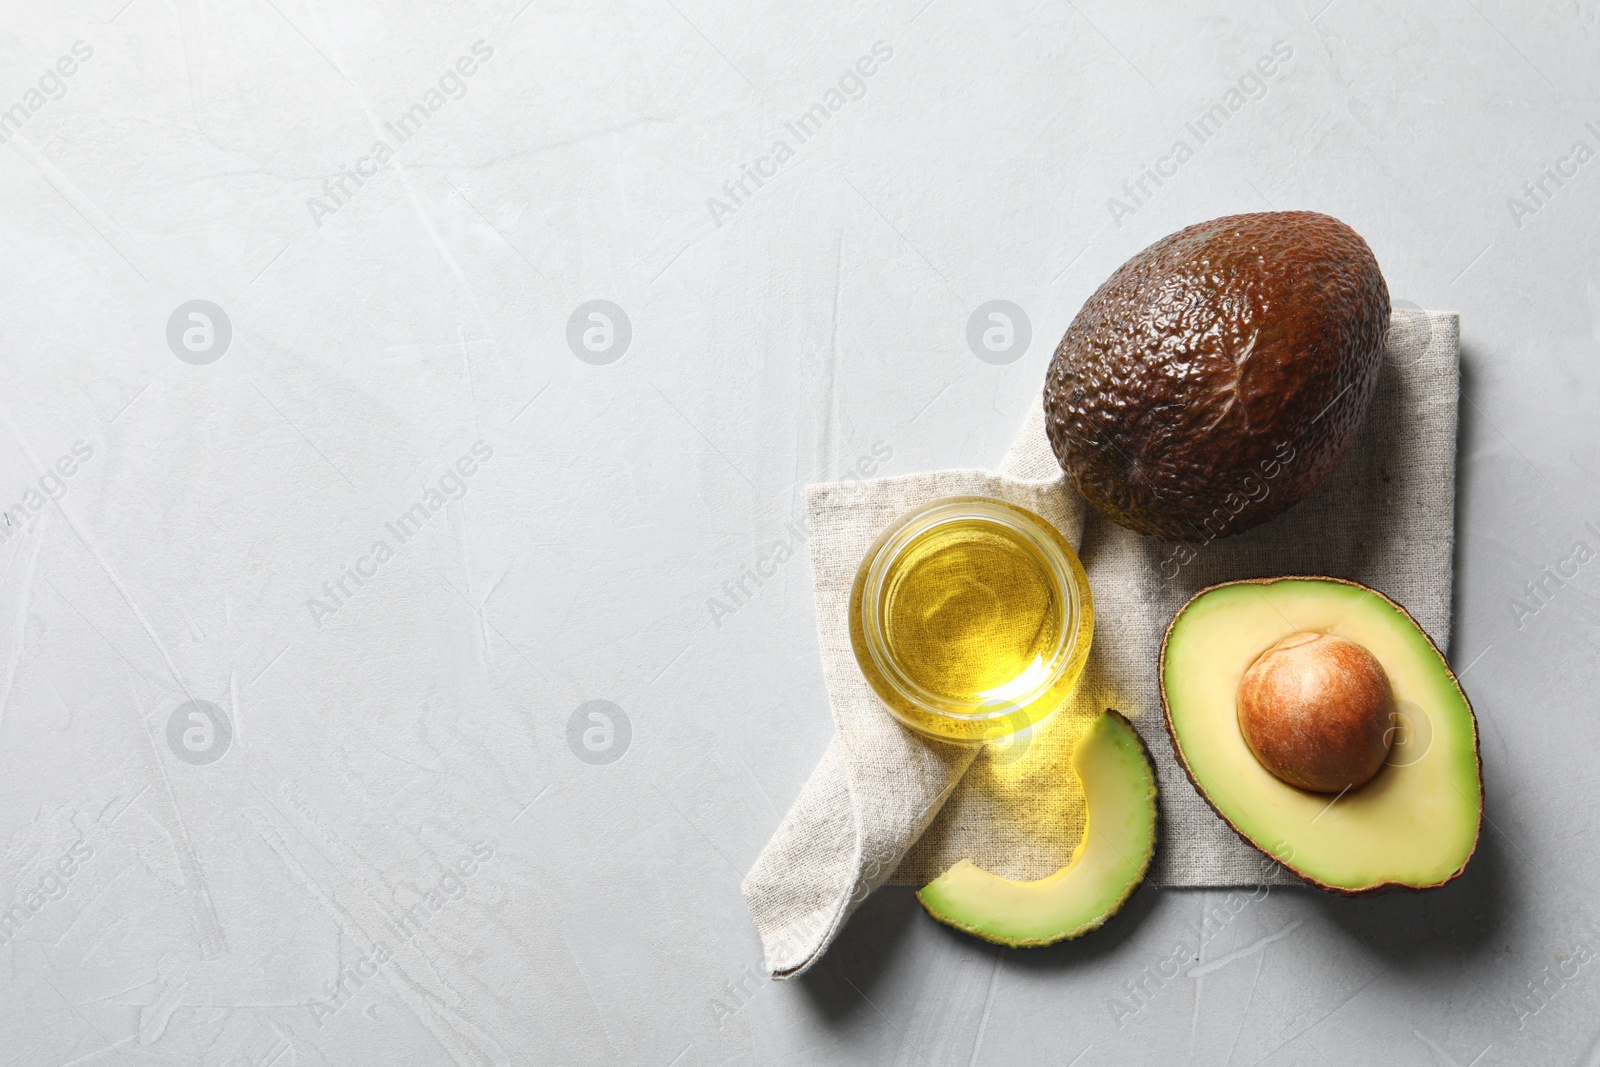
[742,308,1460,978]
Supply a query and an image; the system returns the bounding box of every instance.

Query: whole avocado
[1044,211,1390,542]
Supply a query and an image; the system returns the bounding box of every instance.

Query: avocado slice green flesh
[916,710,1157,946]
[1161,577,1482,894]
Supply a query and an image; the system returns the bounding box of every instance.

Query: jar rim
[851,496,1091,728]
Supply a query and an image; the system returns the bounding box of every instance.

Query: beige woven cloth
[742,308,1460,978]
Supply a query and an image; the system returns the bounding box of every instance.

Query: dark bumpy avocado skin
[1044,211,1390,542]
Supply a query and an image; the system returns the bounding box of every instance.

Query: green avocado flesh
[916,710,1157,946]
[1162,578,1482,893]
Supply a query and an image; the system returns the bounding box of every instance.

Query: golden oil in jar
[850,497,1093,743]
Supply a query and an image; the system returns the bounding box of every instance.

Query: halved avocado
[916,710,1157,946]
[1161,576,1482,894]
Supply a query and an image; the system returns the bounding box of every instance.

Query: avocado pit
[1236,632,1395,794]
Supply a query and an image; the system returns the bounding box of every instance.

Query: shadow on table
[794,877,1164,1022]
[1303,811,1511,968]
[797,818,1508,1021]
[792,888,921,1024]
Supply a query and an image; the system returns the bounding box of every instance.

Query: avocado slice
[916,710,1157,945]
[1161,577,1482,894]
[1044,211,1390,541]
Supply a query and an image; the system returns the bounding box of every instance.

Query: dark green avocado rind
[1044,211,1391,542]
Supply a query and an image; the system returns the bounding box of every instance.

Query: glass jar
[849,496,1093,744]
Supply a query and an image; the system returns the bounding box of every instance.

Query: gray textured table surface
[1,1,1595,1065]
